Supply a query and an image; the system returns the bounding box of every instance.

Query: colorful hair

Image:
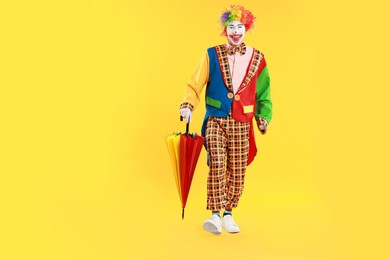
[219,5,256,36]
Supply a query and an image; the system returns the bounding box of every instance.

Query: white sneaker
[203,215,222,234]
[222,215,240,233]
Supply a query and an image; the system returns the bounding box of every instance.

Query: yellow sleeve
[181,51,209,111]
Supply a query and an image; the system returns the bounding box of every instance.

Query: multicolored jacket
[180,44,272,165]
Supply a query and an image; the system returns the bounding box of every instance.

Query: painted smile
[229,34,242,42]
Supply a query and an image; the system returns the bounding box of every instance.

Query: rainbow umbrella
[165,118,204,219]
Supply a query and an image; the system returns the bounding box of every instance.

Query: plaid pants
[205,114,250,211]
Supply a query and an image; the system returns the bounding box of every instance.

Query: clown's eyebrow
[228,23,244,26]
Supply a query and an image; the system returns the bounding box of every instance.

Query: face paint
[226,20,246,46]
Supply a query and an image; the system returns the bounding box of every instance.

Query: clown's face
[226,20,246,46]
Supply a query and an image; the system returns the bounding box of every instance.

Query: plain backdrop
[1,1,389,259]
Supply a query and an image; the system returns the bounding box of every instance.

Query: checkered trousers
[205,114,250,211]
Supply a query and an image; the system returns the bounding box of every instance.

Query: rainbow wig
[219,5,256,36]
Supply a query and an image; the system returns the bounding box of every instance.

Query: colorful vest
[201,44,265,165]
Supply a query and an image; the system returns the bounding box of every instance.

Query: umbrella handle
[180,116,190,135]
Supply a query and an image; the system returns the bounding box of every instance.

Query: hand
[257,118,268,135]
[179,108,192,123]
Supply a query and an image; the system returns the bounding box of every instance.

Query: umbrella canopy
[165,118,204,219]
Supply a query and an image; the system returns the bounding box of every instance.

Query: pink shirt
[226,42,254,94]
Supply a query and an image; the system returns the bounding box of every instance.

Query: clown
[179,5,272,234]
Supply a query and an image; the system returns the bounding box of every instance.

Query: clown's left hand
[257,118,269,135]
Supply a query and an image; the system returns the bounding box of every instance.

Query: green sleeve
[255,65,272,123]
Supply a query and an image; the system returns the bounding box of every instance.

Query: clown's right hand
[179,108,192,123]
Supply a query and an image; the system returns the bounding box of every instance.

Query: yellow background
[1,0,389,259]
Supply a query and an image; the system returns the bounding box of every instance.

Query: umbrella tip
[182,208,185,220]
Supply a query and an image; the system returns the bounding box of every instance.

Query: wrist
[180,102,194,112]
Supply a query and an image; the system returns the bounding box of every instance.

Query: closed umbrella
[166,118,204,219]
